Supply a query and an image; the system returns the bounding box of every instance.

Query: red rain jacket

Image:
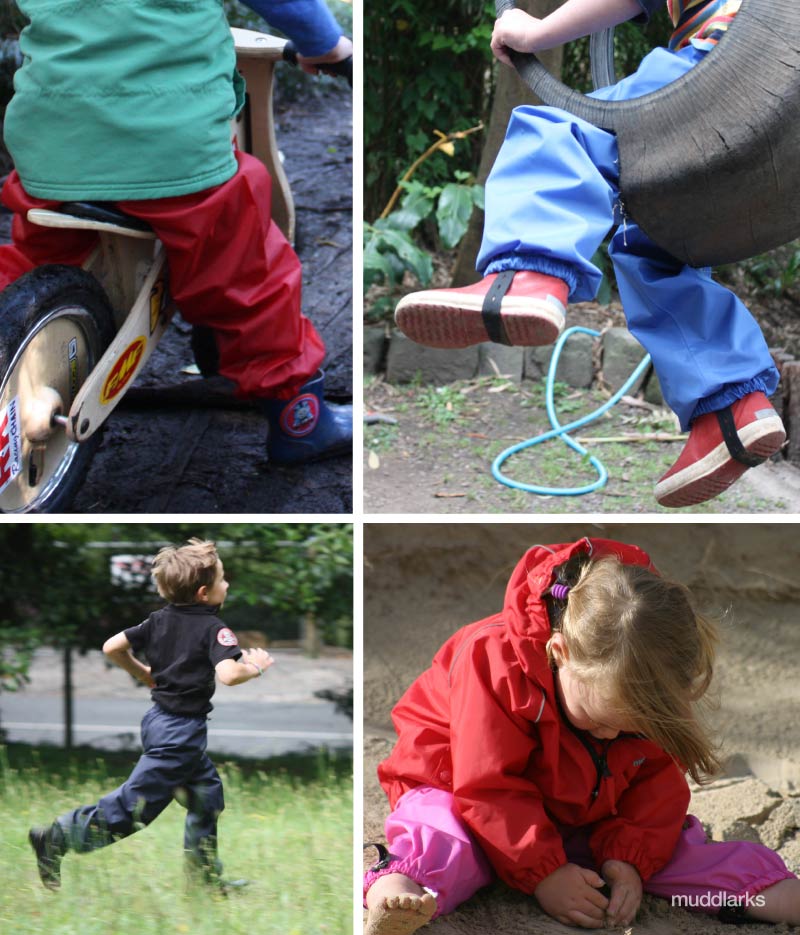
[378,538,691,892]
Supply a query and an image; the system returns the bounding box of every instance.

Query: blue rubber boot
[261,370,352,464]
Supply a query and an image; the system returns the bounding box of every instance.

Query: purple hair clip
[551,583,570,600]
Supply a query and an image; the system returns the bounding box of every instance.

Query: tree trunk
[303,612,321,658]
[451,0,565,286]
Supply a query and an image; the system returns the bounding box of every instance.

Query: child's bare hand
[534,863,609,928]
[601,859,642,926]
[299,36,353,75]
[245,648,274,672]
[491,9,544,66]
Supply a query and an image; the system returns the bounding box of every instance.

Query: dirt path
[363,524,800,935]
[364,377,800,514]
[1,80,352,514]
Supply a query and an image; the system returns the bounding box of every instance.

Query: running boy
[395,0,785,506]
[1,0,352,464]
[28,538,272,890]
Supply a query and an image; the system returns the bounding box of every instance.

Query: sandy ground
[363,523,800,935]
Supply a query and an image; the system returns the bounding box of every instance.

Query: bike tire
[0,265,116,513]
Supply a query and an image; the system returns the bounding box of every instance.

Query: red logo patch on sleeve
[217,627,239,647]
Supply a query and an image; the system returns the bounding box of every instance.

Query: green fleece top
[4,0,245,200]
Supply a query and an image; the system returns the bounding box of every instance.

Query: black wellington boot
[29,823,67,890]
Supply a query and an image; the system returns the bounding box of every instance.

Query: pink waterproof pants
[364,787,795,919]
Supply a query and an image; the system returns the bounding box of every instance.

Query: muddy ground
[364,372,800,516]
[363,523,800,935]
[1,76,353,514]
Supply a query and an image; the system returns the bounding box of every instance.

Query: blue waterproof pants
[477,45,779,430]
[57,705,225,872]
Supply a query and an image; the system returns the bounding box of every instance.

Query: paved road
[0,694,352,758]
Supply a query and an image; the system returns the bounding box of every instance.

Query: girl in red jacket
[364,538,800,933]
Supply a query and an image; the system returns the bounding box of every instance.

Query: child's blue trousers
[477,45,779,430]
[56,705,224,871]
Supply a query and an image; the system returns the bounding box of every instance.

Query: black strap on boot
[715,407,767,468]
[363,842,399,872]
[481,270,515,346]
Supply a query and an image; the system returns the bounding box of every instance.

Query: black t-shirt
[125,603,242,716]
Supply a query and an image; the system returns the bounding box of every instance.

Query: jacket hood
[502,537,656,683]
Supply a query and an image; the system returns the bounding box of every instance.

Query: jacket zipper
[552,681,617,798]
[571,730,614,799]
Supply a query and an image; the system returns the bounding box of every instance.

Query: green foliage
[0,625,37,691]
[734,243,800,299]
[0,524,353,689]
[0,744,351,935]
[364,175,484,295]
[562,10,674,92]
[414,382,469,426]
[364,0,494,218]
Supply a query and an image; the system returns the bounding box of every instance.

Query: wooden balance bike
[0,28,297,513]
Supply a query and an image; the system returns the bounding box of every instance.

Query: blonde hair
[547,555,721,784]
[151,538,220,604]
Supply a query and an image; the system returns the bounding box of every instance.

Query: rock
[386,331,478,383]
[643,367,665,407]
[602,327,649,394]
[364,325,387,374]
[524,345,556,381]
[550,330,595,388]
[779,830,800,874]
[478,343,524,381]
[690,777,781,841]
[758,799,800,850]
[721,819,762,844]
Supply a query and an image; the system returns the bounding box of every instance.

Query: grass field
[0,743,353,935]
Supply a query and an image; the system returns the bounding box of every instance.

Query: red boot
[394,270,567,349]
[655,392,786,508]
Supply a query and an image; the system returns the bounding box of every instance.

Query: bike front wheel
[0,265,115,513]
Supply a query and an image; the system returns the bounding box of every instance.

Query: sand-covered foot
[365,893,437,935]
[365,874,437,935]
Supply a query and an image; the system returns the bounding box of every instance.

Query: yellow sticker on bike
[101,337,147,404]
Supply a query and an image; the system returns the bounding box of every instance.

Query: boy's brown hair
[151,538,220,604]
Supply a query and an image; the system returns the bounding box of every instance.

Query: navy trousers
[57,705,225,872]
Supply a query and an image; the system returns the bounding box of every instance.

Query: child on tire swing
[0,0,352,465]
[364,538,800,933]
[28,538,273,891]
[395,0,786,508]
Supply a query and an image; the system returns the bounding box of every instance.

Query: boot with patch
[261,369,352,464]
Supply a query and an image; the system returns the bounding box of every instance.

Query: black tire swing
[496,0,800,267]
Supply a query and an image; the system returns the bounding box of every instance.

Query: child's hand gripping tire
[0,265,115,513]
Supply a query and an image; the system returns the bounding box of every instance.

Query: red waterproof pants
[0,151,325,399]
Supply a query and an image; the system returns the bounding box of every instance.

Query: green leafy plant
[364,126,484,296]
[364,0,494,219]
[738,245,800,299]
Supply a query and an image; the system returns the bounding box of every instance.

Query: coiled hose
[491,326,652,496]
